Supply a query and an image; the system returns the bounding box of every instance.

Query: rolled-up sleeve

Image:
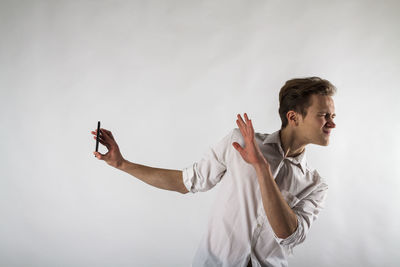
[273,180,328,255]
[182,129,234,193]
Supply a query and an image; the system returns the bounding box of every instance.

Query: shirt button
[257,223,261,228]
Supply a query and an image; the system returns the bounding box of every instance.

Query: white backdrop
[1,0,399,266]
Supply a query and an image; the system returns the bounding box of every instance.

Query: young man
[91,77,336,267]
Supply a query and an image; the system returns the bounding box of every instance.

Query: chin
[322,138,330,146]
[315,138,330,146]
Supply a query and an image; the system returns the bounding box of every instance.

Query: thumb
[232,142,244,153]
[93,151,105,160]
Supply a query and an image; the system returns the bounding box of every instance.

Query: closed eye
[319,113,336,119]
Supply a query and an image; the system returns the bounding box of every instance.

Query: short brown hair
[278,77,336,129]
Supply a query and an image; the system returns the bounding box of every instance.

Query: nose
[326,118,336,128]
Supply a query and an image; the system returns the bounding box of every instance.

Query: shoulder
[231,128,242,143]
[231,128,269,141]
[231,128,241,138]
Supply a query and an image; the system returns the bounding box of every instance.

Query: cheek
[316,118,326,126]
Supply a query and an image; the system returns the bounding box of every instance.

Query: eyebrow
[318,111,336,116]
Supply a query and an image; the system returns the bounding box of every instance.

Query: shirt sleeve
[182,129,234,194]
[273,174,328,256]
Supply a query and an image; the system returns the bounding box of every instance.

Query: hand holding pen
[91,122,125,169]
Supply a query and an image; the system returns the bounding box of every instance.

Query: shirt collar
[262,130,307,174]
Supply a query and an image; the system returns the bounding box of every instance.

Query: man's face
[298,94,336,146]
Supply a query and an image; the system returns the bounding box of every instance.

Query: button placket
[250,216,265,249]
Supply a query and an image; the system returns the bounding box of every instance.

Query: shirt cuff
[273,215,302,256]
[182,164,195,193]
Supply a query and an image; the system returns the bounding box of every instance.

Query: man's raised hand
[91,128,125,168]
[232,113,268,166]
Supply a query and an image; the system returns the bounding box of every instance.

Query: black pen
[95,121,101,156]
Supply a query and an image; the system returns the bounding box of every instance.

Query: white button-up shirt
[183,128,328,267]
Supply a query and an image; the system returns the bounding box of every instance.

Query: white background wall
[1,0,399,266]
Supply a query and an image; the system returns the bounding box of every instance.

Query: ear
[286,110,300,127]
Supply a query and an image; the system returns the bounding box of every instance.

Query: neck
[279,127,306,158]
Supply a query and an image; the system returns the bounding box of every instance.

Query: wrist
[253,159,270,172]
[116,158,128,170]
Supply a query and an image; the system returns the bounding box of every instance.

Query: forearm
[254,162,298,239]
[117,159,189,194]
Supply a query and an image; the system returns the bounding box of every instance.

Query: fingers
[100,128,115,140]
[236,119,246,138]
[93,135,110,149]
[237,114,246,127]
[99,129,111,143]
[91,128,115,144]
[91,128,114,160]
[91,128,112,137]
[244,113,255,135]
[91,129,110,145]
[236,113,254,136]
[244,113,250,122]
[237,113,251,127]
[248,119,254,135]
[236,114,247,137]
[91,129,113,150]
